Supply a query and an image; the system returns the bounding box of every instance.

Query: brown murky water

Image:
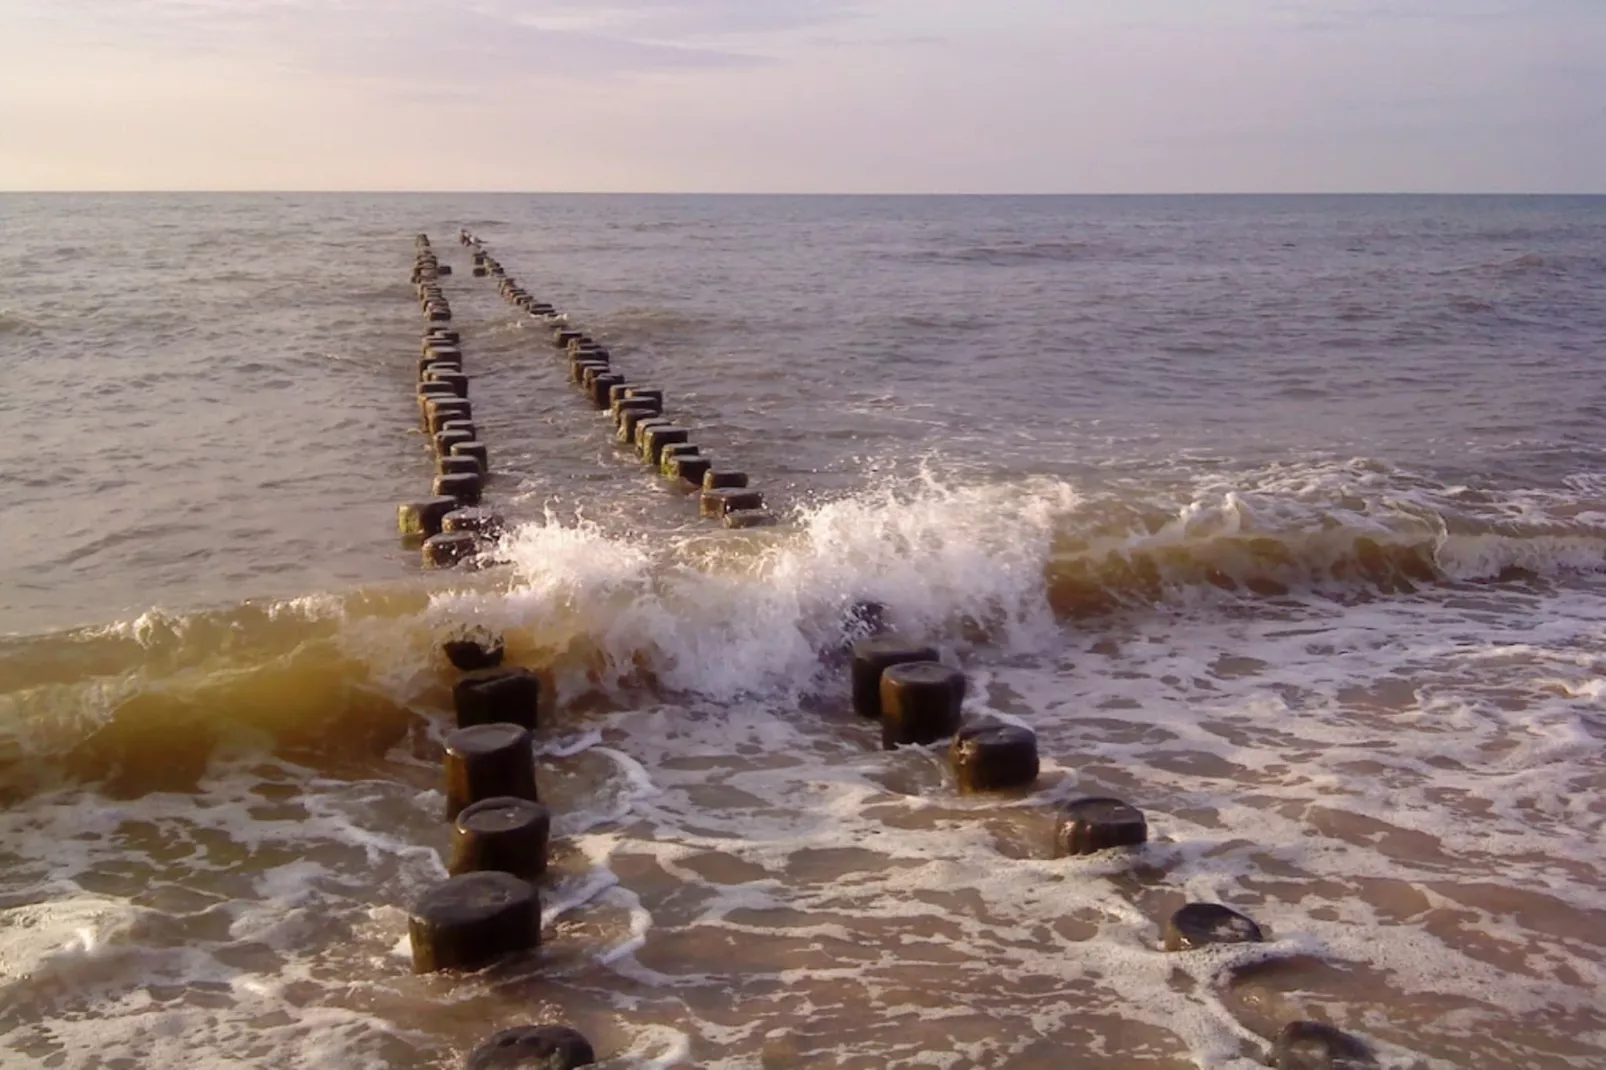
[3,194,1606,1069]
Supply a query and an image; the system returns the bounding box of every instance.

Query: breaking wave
[4,465,1604,800]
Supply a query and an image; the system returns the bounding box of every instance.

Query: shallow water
[2,194,1605,1068]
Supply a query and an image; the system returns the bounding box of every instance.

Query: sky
[0,0,1601,192]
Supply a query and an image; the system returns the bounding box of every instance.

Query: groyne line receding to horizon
[369,231,1383,1070]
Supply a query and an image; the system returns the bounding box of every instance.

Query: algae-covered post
[1271,1021,1377,1070]
[1163,902,1264,951]
[438,417,478,440]
[407,871,540,974]
[879,661,965,749]
[442,723,540,820]
[443,629,506,671]
[642,424,691,466]
[658,442,700,475]
[589,373,624,409]
[432,470,483,506]
[418,382,457,410]
[453,667,541,730]
[450,440,490,474]
[950,722,1039,792]
[463,1026,596,1070]
[669,454,713,489]
[849,638,940,720]
[700,486,762,518]
[436,455,480,479]
[399,495,460,539]
[703,468,749,490]
[434,428,474,457]
[443,508,504,538]
[1054,797,1148,857]
[449,796,552,880]
[427,399,473,434]
[428,369,470,398]
[423,531,479,569]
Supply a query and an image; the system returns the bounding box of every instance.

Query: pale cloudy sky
[0,0,1600,192]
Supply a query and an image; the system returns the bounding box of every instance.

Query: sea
[1,193,1604,1070]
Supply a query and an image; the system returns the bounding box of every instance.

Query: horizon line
[1,189,1603,198]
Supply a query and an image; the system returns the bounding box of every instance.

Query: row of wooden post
[462,230,777,528]
[399,234,505,569]
[396,232,1372,1070]
[846,630,1377,1066]
[400,235,597,1069]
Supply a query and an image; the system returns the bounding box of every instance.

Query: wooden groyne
[462,230,777,530]
[400,234,505,571]
[399,233,594,1069]
[385,230,1377,1070]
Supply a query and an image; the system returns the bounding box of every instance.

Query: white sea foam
[544,863,623,926]
[622,1025,695,1070]
[425,476,1073,704]
[8,471,1606,1067]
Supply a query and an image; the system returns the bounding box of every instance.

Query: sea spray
[8,466,1606,798]
[427,476,1075,703]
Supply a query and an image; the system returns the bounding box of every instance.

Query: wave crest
[4,466,1605,798]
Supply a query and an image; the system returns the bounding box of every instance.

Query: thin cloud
[13,0,870,53]
[806,34,946,49]
[4,0,859,78]
[295,7,773,82]
[540,0,866,39]
[2,0,1600,191]
[1273,0,1600,28]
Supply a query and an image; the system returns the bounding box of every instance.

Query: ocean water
[2,193,1605,1069]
